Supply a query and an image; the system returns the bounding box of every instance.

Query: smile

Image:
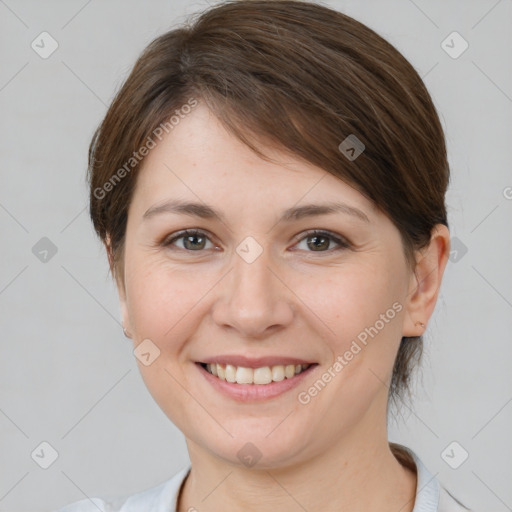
[200,362,312,385]
[196,359,318,402]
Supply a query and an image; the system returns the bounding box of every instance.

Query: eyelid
[163,228,351,253]
[292,229,351,250]
[163,228,218,249]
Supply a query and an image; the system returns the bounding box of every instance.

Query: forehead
[129,103,376,220]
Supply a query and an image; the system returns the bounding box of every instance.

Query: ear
[402,224,450,337]
[104,234,131,335]
[105,233,115,275]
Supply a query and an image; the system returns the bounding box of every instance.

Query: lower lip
[196,363,317,402]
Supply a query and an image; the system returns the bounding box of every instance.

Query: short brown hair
[88,0,450,403]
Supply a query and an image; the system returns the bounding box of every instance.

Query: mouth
[195,358,318,402]
[199,362,313,385]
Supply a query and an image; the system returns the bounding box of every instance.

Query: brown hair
[87,0,449,404]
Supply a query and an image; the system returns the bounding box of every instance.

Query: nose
[211,246,294,339]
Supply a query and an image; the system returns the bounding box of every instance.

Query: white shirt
[56,445,472,511]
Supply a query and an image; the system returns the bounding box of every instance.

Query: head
[88,0,450,467]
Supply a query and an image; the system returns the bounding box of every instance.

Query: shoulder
[390,443,474,512]
[439,486,474,512]
[55,467,190,512]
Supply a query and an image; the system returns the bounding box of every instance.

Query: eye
[163,228,350,254]
[293,229,350,253]
[163,229,216,251]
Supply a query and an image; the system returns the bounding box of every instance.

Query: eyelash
[162,229,351,254]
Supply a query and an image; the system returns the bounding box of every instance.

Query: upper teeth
[205,363,310,385]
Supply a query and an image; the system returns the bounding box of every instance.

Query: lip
[199,355,315,369]
[195,361,318,402]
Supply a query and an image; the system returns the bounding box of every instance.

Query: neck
[178,425,417,511]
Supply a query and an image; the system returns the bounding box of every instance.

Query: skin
[107,103,450,512]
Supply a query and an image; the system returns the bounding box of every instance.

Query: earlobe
[105,233,132,336]
[402,224,450,337]
[104,233,115,274]
[119,295,131,335]
[117,278,132,338]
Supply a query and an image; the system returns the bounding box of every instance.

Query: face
[117,103,416,468]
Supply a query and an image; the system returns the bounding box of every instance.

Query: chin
[188,416,318,470]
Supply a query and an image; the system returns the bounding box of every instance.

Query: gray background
[0,0,511,511]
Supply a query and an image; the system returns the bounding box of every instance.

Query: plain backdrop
[0,1,511,511]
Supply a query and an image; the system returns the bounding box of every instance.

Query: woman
[58,1,471,510]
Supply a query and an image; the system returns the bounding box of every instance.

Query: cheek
[124,263,204,427]
[288,261,407,400]
[292,261,404,341]
[126,259,206,343]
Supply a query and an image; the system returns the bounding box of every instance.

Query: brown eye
[164,230,214,251]
[295,230,350,253]
[163,229,350,254]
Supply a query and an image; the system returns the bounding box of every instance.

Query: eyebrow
[142,199,370,224]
